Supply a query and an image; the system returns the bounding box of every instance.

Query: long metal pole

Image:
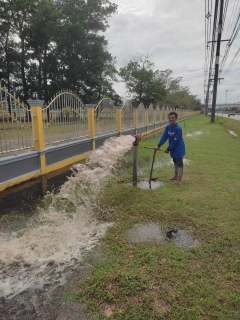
[211,0,224,123]
[132,134,141,187]
[149,150,156,189]
[132,145,138,187]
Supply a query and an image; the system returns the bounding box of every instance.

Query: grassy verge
[66,115,240,319]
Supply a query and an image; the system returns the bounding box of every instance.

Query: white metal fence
[148,104,154,124]
[138,102,146,126]
[0,84,33,157]
[95,98,116,136]
[0,84,197,160]
[156,105,161,122]
[122,101,134,129]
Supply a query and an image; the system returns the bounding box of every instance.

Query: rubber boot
[169,172,178,180]
[172,176,182,185]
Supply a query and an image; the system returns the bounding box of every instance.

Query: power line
[204,0,240,112]
[222,46,240,77]
[219,0,240,73]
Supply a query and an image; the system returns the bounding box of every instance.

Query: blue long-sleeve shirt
[158,123,185,158]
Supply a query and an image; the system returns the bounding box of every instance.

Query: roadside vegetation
[65,115,240,319]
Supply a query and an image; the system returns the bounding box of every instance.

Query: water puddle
[128,223,164,242]
[137,180,164,189]
[167,229,199,248]
[0,135,134,317]
[228,130,237,137]
[128,222,199,248]
[154,157,191,168]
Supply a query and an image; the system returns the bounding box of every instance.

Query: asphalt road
[216,113,240,121]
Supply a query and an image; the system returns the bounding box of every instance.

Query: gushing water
[0,136,134,302]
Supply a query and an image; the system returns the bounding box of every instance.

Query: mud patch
[128,223,199,248]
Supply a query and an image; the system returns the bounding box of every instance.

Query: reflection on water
[0,167,73,216]
[128,222,199,248]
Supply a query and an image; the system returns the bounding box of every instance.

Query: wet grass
[65,114,240,319]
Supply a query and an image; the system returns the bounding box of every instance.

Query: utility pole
[205,87,209,115]
[211,0,224,123]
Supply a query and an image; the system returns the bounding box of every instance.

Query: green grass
[67,115,240,319]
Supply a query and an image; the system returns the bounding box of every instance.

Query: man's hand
[164,149,169,153]
[154,146,160,151]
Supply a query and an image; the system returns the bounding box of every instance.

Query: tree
[119,54,167,106]
[27,0,61,101]
[0,0,19,94]
[50,0,118,102]
[0,0,118,103]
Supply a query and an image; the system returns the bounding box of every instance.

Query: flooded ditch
[0,135,134,319]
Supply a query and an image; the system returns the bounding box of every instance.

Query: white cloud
[105,0,240,104]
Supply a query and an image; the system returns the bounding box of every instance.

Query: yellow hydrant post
[87,104,96,151]
[134,107,138,130]
[29,100,46,174]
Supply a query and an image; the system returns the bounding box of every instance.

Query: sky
[104,0,240,105]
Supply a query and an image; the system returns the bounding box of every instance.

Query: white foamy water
[155,156,192,167]
[0,135,134,300]
[186,130,209,138]
[228,130,237,137]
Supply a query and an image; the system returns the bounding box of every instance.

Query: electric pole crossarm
[207,39,230,43]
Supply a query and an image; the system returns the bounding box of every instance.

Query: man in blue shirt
[154,111,185,185]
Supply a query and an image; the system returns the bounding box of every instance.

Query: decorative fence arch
[0,83,33,157]
[94,98,116,135]
[42,90,88,146]
[122,100,134,129]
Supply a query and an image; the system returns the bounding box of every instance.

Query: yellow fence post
[160,107,163,123]
[145,107,149,126]
[87,104,96,150]
[134,107,138,129]
[29,100,46,174]
[116,106,122,133]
